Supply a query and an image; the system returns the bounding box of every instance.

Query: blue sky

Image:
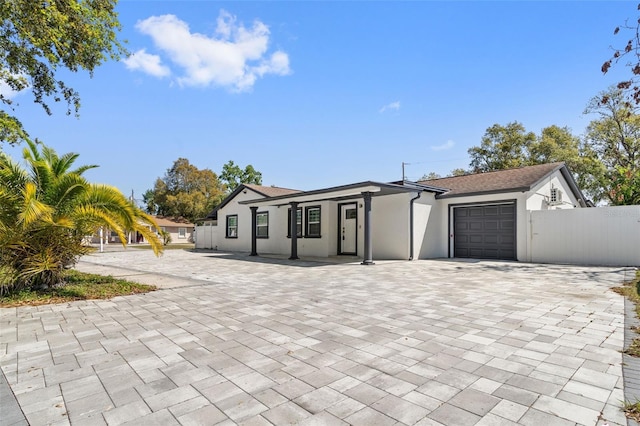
[2,1,636,203]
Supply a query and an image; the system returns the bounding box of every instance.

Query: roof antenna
[402,162,410,182]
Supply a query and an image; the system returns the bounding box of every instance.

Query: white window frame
[305,206,321,238]
[256,212,269,238]
[178,227,186,239]
[226,215,238,238]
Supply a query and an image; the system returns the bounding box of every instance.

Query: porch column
[289,202,299,260]
[250,206,258,256]
[361,191,374,265]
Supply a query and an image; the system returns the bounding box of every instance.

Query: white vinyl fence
[529,205,640,267]
[195,223,216,250]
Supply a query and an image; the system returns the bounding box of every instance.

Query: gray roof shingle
[243,184,302,198]
[418,162,565,198]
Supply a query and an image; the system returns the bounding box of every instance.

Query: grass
[0,270,156,307]
[131,243,194,250]
[623,400,640,422]
[614,270,640,421]
[613,270,640,357]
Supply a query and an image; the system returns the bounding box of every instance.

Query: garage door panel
[468,248,485,257]
[453,203,516,260]
[484,235,498,244]
[501,220,514,230]
[469,222,483,231]
[484,206,499,216]
[482,249,499,259]
[500,205,514,215]
[484,220,498,231]
[455,222,469,231]
[469,235,484,244]
[499,235,514,244]
[469,208,484,216]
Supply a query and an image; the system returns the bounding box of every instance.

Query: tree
[467,122,604,202]
[142,189,158,215]
[0,140,162,292]
[449,168,468,177]
[609,165,640,204]
[468,122,536,172]
[419,172,441,181]
[583,88,640,205]
[601,3,640,104]
[419,169,469,181]
[529,125,605,201]
[220,160,263,192]
[0,0,126,146]
[145,158,225,222]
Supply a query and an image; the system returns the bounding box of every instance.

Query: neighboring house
[195,163,588,263]
[153,216,195,243]
[89,216,195,245]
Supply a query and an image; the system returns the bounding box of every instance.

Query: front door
[339,203,357,255]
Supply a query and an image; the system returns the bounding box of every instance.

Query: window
[550,188,562,205]
[226,215,238,238]
[178,227,186,239]
[256,212,269,238]
[287,208,302,238]
[305,206,321,237]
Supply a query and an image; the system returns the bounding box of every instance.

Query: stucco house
[152,216,195,243]
[195,162,588,263]
[90,216,195,245]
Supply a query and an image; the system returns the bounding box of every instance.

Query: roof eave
[435,187,531,199]
[205,184,262,219]
[558,165,589,207]
[239,181,445,206]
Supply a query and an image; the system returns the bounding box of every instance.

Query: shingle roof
[204,184,302,220]
[418,162,565,198]
[153,216,195,227]
[243,184,302,198]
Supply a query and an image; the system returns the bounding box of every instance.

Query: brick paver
[0,248,634,425]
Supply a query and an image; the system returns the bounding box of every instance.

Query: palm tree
[0,140,163,291]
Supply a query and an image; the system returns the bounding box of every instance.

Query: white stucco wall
[415,193,441,259]
[210,189,265,252]
[196,191,425,260]
[209,196,338,257]
[526,170,580,211]
[370,193,410,259]
[159,226,194,244]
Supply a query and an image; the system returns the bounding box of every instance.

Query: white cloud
[379,101,400,113]
[0,74,28,100]
[130,11,291,91]
[123,49,171,78]
[431,140,455,151]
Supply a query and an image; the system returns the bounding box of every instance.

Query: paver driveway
[0,249,633,426]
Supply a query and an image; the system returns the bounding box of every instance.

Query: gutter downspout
[409,191,422,260]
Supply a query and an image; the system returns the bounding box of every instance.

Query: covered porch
[240,181,444,265]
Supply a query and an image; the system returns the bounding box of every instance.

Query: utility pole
[402,162,410,182]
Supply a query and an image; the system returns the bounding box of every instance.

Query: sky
[1,1,637,205]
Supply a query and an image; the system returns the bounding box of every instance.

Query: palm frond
[18,182,53,228]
